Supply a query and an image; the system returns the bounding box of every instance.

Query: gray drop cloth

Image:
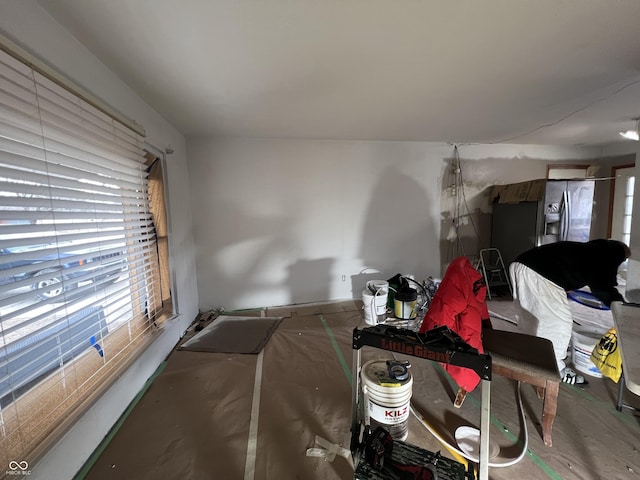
[179,315,282,354]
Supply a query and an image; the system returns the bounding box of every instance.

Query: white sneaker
[560,367,588,385]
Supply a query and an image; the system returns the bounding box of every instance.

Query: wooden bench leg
[541,380,559,447]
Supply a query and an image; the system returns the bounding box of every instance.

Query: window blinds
[0,49,160,468]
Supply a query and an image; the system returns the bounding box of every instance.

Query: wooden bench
[482,328,561,447]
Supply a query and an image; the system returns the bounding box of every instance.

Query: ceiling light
[619,118,640,141]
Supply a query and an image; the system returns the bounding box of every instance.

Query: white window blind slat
[0,49,35,78]
[0,61,36,104]
[0,209,147,223]
[0,69,38,108]
[0,118,145,180]
[0,257,126,305]
[0,99,39,129]
[0,160,148,196]
[0,219,149,237]
[0,132,142,177]
[38,126,146,172]
[30,70,141,148]
[0,153,148,200]
[0,306,105,373]
[0,267,148,333]
[0,117,46,149]
[33,92,142,159]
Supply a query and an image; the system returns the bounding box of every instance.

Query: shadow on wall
[198,198,297,310]
[287,258,333,305]
[200,198,338,310]
[357,166,437,295]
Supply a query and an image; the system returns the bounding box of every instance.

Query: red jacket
[419,256,491,392]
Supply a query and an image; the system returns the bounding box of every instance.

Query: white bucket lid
[366,280,389,292]
[362,289,388,301]
[572,329,604,343]
[361,360,413,404]
[455,426,500,460]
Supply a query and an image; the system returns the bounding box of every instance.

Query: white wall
[0,2,199,479]
[188,138,600,311]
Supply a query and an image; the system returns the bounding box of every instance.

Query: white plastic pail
[362,281,388,325]
[571,329,604,378]
[366,280,389,295]
[361,359,413,441]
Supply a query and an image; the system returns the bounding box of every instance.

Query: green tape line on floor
[74,360,168,480]
[436,364,563,480]
[319,314,352,386]
[560,382,640,427]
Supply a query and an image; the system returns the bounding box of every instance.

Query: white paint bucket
[361,359,413,441]
[366,279,389,295]
[362,281,388,325]
[571,329,604,378]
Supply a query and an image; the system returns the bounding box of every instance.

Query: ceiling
[38,1,640,147]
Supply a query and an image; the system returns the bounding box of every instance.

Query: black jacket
[515,239,628,306]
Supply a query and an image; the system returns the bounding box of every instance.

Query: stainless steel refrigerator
[491,179,595,267]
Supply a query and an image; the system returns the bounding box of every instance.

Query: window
[0,48,162,468]
[610,165,635,246]
[546,164,589,179]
